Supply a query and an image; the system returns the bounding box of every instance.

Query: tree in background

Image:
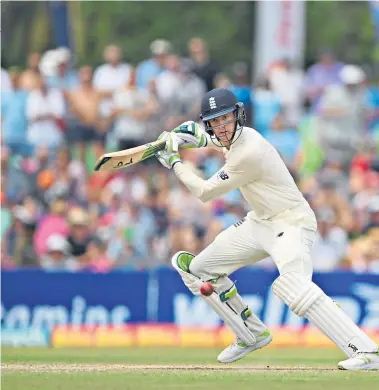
[2,1,378,76]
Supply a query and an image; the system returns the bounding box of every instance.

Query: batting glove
[155,131,182,169]
[172,121,207,149]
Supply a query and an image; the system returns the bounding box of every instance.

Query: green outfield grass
[2,347,378,390]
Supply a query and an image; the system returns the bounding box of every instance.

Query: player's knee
[277,258,313,281]
[188,253,217,281]
[272,272,324,317]
[188,256,205,278]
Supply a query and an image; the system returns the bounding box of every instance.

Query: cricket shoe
[337,351,379,371]
[217,329,272,364]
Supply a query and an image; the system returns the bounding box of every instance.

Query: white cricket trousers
[189,206,317,280]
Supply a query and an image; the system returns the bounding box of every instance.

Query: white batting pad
[272,272,378,358]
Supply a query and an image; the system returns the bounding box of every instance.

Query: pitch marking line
[2,364,337,372]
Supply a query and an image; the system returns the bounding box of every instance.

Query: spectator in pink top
[82,236,113,273]
[34,197,69,256]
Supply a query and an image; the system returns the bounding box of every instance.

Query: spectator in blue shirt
[230,62,252,125]
[265,111,301,170]
[252,77,281,137]
[1,69,31,157]
[136,39,171,89]
[365,81,379,133]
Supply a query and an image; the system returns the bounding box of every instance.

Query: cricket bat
[94,139,166,171]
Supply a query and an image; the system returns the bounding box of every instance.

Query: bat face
[95,156,134,171]
[94,140,166,171]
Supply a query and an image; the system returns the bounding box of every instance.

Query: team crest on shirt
[218,170,229,180]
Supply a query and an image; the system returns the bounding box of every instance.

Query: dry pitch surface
[2,347,378,390]
[3,363,336,372]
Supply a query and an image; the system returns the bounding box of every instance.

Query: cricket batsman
[155,88,379,370]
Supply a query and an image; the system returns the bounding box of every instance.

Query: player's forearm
[174,162,215,202]
[174,161,238,202]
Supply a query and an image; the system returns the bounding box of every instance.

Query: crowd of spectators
[1,38,378,273]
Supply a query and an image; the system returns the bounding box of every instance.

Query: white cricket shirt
[174,126,316,225]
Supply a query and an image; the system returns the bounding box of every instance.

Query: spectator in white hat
[136,39,172,89]
[43,47,78,90]
[67,207,93,260]
[40,234,78,271]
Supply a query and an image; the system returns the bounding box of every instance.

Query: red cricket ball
[200,281,214,296]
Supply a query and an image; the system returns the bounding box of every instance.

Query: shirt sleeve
[173,155,261,202]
